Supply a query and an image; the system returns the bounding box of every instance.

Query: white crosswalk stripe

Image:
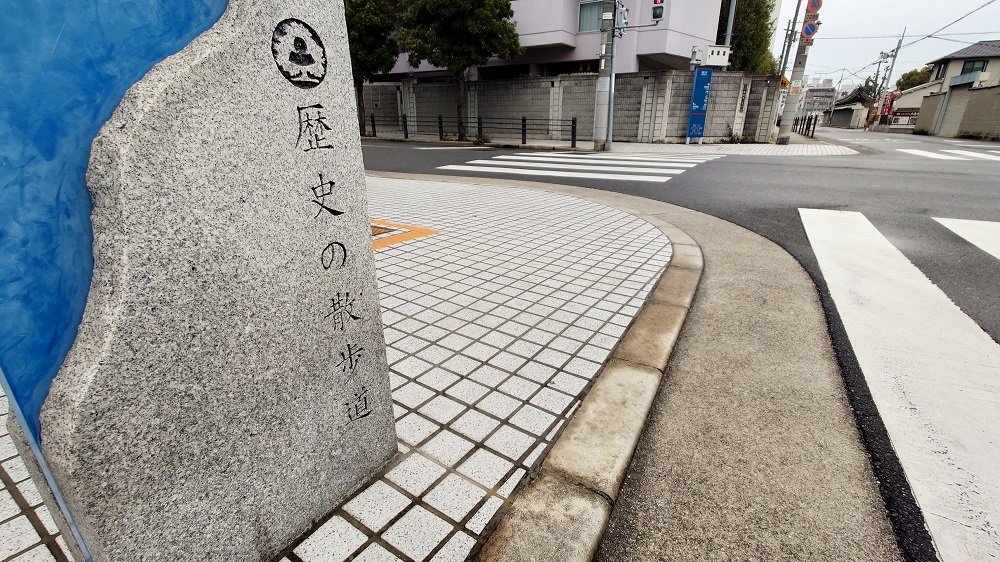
[935,217,1000,261]
[898,148,1000,161]
[438,151,723,183]
[799,208,1000,562]
[942,149,1000,161]
[896,149,970,160]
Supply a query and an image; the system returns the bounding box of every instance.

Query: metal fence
[364,115,578,147]
[793,115,819,138]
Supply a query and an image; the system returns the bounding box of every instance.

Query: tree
[396,0,523,140]
[896,65,933,92]
[716,0,778,75]
[345,0,399,135]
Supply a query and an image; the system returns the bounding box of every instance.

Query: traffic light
[651,0,665,22]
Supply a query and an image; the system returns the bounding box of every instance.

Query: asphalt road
[361,130,1000,342]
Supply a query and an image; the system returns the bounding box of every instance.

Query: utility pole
[777,0,822,145]
[593,0,616,151]
[882,28,906,94]
[779,0,806,79]
[724,0,738,46]
[593,0,662,151]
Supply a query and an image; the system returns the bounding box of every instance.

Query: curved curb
[366,172,702,562]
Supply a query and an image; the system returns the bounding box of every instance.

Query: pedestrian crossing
[898,148,1000,161]
[438,152,724,183]
[799,209,1000,562]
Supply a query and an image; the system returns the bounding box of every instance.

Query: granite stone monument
[12,0,397,559]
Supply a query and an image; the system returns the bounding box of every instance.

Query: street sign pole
[777,0,823,145]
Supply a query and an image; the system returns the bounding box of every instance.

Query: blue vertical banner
[687,67,714,139]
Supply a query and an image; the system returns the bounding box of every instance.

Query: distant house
[907,40,1000,137]
[829,86,873,129]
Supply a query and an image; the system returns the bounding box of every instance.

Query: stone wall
[914,93,944,134]
[958,86,1000,141]
[357,70,780,143]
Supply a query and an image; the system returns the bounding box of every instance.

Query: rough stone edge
[366,172,703,562]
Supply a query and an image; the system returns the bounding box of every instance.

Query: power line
[817,30,1000,40]
[901,0,999,48]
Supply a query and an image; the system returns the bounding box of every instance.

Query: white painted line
[934,217,1000,261]
[465,159,687,175]
[896,149,970,160]
[992,151,1000,156]
[563,155,722,163]
[415,146,491,150]
[437,165,671,183]
[942,150,1000,161]
[958,144,1000,149]
[496,155,699,168]
[800,208,1000,562]
[564,152,724,160]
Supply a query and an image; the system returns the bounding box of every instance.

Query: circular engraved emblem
[271,19,327,89]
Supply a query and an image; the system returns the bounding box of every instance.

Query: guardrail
[364,115,578,148]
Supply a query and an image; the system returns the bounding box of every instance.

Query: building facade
[383,0,724,80]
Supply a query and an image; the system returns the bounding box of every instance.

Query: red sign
[801,20,820,39]
[806,0,823,14]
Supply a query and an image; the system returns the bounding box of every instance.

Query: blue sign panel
[687,67,714,139]
[0,1,229,444]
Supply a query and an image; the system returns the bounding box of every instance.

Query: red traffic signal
[652,0,665,21]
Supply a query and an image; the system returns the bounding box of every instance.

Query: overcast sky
[770,0,1000,90]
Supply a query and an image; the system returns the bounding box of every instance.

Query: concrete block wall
[361,70,777,143]
[362,83,401,127]
[414,83,459,134]
[914,94,944,134]
[612,74,645,142]
[958,86,1000,140]
[471,79,552,139]
[559,75,598,141]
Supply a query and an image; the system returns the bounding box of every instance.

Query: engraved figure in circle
[271,19,327,89]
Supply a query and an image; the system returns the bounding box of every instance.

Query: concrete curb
[366,172,702,562]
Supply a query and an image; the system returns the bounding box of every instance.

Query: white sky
[770,0,1000,90]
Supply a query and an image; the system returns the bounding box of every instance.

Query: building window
[579,0,603,32]
[934,64,946,80]
[961,60,987,74]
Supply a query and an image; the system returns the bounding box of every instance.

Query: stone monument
[13,0,397,559]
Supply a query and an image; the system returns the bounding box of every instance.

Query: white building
[385,0,723,79]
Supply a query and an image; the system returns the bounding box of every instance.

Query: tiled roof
[929,40,1000,64]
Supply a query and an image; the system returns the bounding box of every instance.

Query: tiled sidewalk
[287,179,671,562]
[1,393,69,562]
[1,178,673,562]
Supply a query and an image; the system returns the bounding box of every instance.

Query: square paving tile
[344,480,411,533]
[382,506,453,562]
[423,474,487,523]
[386,453,446,497]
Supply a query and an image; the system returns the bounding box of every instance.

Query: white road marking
[958,144,1000,149]
[496,155,699,168]
[799,208,1000,562]
[897,149,970,160]
[463,159,687,175]
[551,152,723,161]
[415,146,491,150]
[942,150,1000,161]
[992,150,1000,156]
[438,165,672,183]
[934,217,1000,261]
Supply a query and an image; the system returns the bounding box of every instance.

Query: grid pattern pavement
[290,178,671,562]
[0,178,672,562]
[0,391,71,562]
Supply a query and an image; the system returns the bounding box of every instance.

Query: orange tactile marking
[370,218,440,250]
